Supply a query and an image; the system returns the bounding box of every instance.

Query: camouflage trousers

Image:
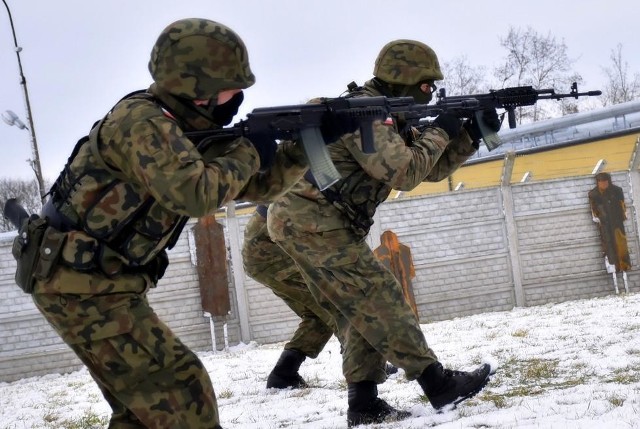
[273,228,438,383]
[242,212,334,358]
[32,266,220,429]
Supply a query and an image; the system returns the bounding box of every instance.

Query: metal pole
[2,0,46,201]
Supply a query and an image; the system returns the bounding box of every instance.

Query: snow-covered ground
[2,292,639,429]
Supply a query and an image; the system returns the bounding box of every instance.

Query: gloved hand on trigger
[248,134,278,172]
[465,108,501,142]
[320,112,360,144]
[432,113,461,139]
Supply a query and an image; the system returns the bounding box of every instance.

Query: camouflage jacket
[268,79,476,239]
[51,92,307,266]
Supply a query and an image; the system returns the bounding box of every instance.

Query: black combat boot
[417,361,492,410]
[266,349,308,389]
[346,381,411,427]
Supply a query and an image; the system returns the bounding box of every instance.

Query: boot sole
[266,374,308,389]
[347,409,412,427]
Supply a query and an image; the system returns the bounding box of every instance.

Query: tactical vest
[312,81,410,237]
[48,92,188,272]
[319,169,390,237]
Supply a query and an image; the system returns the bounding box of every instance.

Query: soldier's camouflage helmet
[149,18,255,100]
[373,39,444,85]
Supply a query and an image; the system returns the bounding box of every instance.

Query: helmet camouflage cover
[373,39,444,85]
[149,18,255,100]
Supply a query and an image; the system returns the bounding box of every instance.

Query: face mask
[403,83,433,104]
[208,91,244,126]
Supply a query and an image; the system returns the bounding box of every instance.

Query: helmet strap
[149,83,219,131]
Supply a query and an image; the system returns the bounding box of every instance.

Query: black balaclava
[209,91,244,126]
[398,82,433,105]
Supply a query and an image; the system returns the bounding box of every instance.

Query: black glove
[432,113,461,139]
[465,108,501,141]
[248,134,278,172]
[320,112,360,144]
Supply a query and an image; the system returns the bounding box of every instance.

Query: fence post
[225,202,252,343]
[501,151,526,307]
[628,137,640,252]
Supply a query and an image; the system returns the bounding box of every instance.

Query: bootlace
[443,368,468,378]
[371,398,394,412]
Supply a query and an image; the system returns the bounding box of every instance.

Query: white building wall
[1,172,637,382]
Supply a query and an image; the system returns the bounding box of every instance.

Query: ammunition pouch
[10,216,169,294]
[11,216,66,294]
[59,231,169,283]
[42,200,169,283]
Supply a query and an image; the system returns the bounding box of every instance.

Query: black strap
[255,204,268,218]
[304,171,372,235]
[41,199,76,232]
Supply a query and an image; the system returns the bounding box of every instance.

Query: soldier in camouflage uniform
[243,204,399,389]
[267,40,501,427]
[28,18,326,429]
[242,204,336,388]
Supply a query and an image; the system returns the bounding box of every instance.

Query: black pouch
[11,215,50,293]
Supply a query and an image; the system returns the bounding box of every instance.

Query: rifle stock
[3,198,30,230]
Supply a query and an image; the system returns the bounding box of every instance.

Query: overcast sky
[1,0,638,183]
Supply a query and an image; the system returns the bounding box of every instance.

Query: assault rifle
[186,82,600,190]
[186,96,477,190]
[429,82,602,150]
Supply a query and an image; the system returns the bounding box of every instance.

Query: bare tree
[495,26,582,123]
[441,55,488,96]
[0,178,42,232]
[601,43,640,106]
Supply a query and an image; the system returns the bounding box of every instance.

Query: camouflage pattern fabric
[268,79,477,383]
[55,93,307,269]
[32,279,219,429]
[242,209,334,358]
[231,142,308,205]
[149,18,255,100]
[37,96,305,426]
[373,39,444,85]
[269,80,476,238]
[33,18,308,428]
[274,230,436,382]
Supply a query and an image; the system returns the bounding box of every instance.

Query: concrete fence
[1,159,637,382]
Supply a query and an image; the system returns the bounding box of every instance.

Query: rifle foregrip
[360,121,376,153]
[507,109,517,129]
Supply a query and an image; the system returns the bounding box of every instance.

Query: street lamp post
[2,0,46,201]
